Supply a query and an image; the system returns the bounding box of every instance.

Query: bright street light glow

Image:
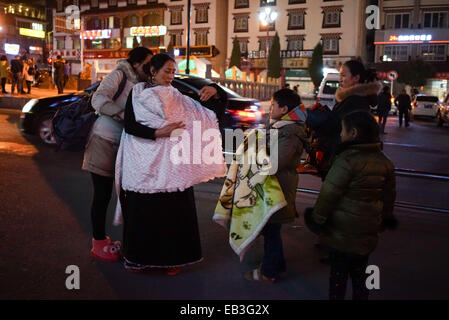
[259,7,278,24]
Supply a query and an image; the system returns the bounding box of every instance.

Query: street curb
[0,97,31,110]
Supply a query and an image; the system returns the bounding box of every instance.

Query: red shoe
[296,163,318,174]
[90,236,121,262]
[166,267,181,276]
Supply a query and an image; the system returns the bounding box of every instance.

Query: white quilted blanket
[113,83,226,226]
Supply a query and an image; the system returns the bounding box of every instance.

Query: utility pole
[186,0,191,75]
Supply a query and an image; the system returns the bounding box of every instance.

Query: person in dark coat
[316,60,381,178]
[53,55,65,94]
[377,86,392,134]
[305,111,397,300]
[395,89,412,127]
[10,55,23,95]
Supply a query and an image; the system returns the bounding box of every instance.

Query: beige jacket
[90,59,140,143]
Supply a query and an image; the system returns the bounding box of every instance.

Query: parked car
[410,94,440,119]
[437,93,449,127]
[317,73,340,110]
[20,74,265,145]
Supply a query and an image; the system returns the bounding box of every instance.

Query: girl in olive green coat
[306,111,397,300]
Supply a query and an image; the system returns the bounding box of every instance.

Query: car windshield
[323,81,339,95]
[417,96,438,102]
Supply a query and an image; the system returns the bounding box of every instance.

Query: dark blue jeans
[261,223,286,278]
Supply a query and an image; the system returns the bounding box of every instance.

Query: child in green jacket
[305,111,398,299]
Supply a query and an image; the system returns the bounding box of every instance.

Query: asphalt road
[0,109,449,300]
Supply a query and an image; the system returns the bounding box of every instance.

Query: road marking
[383,142,448,154]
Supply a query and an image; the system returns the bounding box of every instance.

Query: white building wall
[227,0,365,62]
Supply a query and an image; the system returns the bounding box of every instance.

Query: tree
[229,38,241,69]
[308,42,324,94]
[398,58,436,89]
[267,32,281,79]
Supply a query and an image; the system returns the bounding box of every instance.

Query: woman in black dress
[114,54,226,275]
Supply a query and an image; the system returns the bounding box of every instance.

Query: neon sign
[389,34,432,42]
[80,29,112,40]
[19,28,45,38]
[4,43,20,55]
[130,26,167,37]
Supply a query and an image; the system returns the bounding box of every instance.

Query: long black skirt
[119,187,202,267]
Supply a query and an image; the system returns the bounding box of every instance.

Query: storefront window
[384,45,408,61]
[104,38,121,49]
[420,44,446,61]
[86,39,104,49]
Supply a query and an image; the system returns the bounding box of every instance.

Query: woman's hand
[198,85,218,101]
[155,121,185,138]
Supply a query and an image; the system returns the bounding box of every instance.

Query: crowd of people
[0,54,37,95]
[0,53,72,95]
[78,47,398,300]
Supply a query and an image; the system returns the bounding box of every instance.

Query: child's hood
[271,104,308,129]
[280,103,307,123]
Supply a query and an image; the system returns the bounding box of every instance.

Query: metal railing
[212,78,280,101]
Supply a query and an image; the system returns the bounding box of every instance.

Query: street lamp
[258,7,278,57]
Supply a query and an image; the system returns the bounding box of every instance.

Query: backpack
[52,69,128,151]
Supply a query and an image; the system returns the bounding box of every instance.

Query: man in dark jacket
[10,55,23,95]
[53,55,65,94]
[395,89,411,127]
[377,86,392,134]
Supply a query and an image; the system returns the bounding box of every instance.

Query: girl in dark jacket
[305,111,398,300]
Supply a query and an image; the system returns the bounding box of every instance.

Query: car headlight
[22,99,38,113]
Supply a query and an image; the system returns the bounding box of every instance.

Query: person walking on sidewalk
[395,89,412,127]
[64,61,70,87]
[377,86,392,134]
[53,55,65,94]
[23,59,34,94]
[305,111,398,300]
[0,55,9,94]
[10,55,23,95]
